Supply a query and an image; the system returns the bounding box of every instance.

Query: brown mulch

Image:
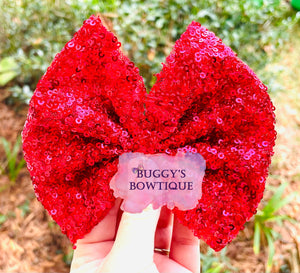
[0,101,72,273]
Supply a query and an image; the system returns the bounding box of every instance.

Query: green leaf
[197,10,218,20]
[265,214,296,224]
[262,183,288,214]
[0,214,7,226]
[0,71,18,86]
[206,263,223,273]
[0,57,19,86]
[1,136,25,183]
[0,57,18,73]
[265,229,275,272]
[269,228,280,240]
[63,249,74,266]
[12,158,26,182]
[155,18,165,28]
[1,137,11,158]
[265,194,295,216]
[18,200,30,217]
[253,0,263,7]
[253,221,261,254]
[12,136,22,158]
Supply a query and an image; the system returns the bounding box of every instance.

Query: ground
[0,30,299,273]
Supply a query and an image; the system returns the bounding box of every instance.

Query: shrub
[112,0,299,88]
[0,0,110,103]
[0,0,299,102]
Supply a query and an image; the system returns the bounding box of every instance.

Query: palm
[71,198,200,273]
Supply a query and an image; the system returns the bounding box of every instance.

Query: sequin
[200,72,206,79]
[216,118,223,124]
[193,116,200,122]
[223,210,230,216]
[68,41,74,48]
[262,141,269,147]
[76,193,82,199]
[218,153,224,159]
[50,209,57,215]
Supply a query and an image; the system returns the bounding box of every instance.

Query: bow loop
[144,21,276,250]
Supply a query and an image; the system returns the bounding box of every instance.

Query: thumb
[98,204,161,273]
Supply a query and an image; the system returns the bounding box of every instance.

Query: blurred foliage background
[0,0,300,272]
[0,0,299,101]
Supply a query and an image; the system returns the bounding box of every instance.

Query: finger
[169,216,200,273]
[71,241,114,272]
[99,204,161,272]
[154,206,173,250]
[77,197,122,244]
[71,198,122,271]
[154,253,193,273]
[114,202,124,237]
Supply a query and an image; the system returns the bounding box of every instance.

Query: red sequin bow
[22,15,276,251]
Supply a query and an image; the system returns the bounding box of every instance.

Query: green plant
[0,135,25,185]
[253,182,297,272]
[18,200,30,217]
[0,57,20,86]
[0,214,7,226]
[0,0,116,103]
[113,0,300,89]
[201,247,237,273]
[1,0,299,104]
[63,248,74,266]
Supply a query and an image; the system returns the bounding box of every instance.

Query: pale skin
[70,198,200,273]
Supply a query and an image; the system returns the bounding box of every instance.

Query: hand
[70,198,200,273]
